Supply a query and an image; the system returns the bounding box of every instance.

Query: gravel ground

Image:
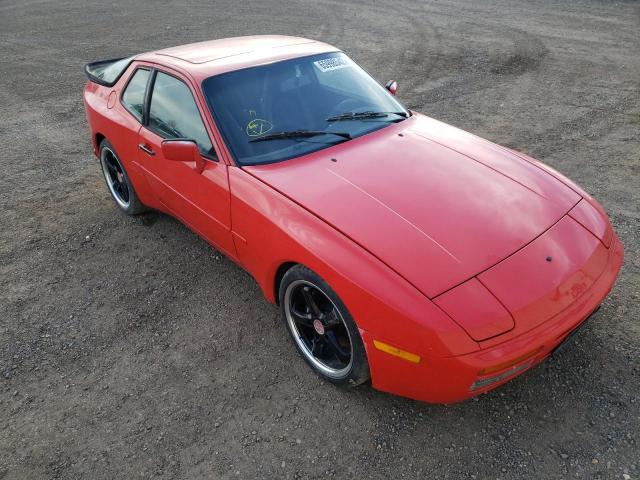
[1,0,638,478]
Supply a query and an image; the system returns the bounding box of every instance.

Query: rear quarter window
[121,69,151,122]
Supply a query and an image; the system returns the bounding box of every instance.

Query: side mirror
[161,139,206,173]
[385,80,398,96]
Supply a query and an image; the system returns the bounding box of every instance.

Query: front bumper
[364,233,623,404]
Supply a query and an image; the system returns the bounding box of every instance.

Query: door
[137,69,236,258]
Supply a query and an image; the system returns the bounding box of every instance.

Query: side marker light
[373,340,421,364]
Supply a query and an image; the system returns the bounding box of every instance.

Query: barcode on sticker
[313,57,351,72]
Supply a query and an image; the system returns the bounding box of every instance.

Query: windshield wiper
[326,111,408,122]
[249,130,352,143]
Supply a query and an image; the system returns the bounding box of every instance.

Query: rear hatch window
[84,56,134,86]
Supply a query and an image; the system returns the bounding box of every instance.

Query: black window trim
[145,68,218,162]
[119,66,153,124]
[143,69,156,126]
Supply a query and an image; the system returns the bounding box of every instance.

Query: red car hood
[244,114,581,298]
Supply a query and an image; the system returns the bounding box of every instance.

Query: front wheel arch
[273,261,298,305]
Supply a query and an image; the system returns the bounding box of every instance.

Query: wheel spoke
[323,309,342,329]
[301,286,323,318]
[290,305,314,327]
[107,165,118,178]
[310,335,323,356]
[322,331,350,362]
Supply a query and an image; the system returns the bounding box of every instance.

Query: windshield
[202,52,408,166]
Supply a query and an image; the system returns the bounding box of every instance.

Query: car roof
[136,35,340,81]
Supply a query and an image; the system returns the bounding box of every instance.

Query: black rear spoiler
[84,56,134,87]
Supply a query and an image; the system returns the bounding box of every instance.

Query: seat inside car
[263,62,318,130]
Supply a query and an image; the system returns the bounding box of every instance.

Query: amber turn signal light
[373,340,421,364]
[477,346,544,376]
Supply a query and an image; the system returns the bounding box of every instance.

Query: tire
[279,265,370,386]
[99,139,147,215]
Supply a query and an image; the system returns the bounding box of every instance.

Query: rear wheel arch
[94,132,106,154]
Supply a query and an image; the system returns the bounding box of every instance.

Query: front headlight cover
[568,199,613,247]
[434,278,515,342]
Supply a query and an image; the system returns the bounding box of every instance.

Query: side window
[148,72,214,156]
[121,68,150,122]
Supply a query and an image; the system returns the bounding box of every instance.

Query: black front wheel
[279,265,370,386]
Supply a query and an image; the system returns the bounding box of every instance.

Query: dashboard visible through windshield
[202,52,408,166]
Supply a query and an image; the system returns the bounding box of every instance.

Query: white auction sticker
[313,57,351,72]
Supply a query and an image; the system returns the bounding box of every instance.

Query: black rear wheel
[279,265,370,386]
[99,139,146,215]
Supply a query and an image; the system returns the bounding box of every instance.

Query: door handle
[138,144,155,156]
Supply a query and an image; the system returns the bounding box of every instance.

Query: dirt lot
[1,0,638,478]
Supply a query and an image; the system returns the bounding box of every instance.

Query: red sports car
[83,35,623,403]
